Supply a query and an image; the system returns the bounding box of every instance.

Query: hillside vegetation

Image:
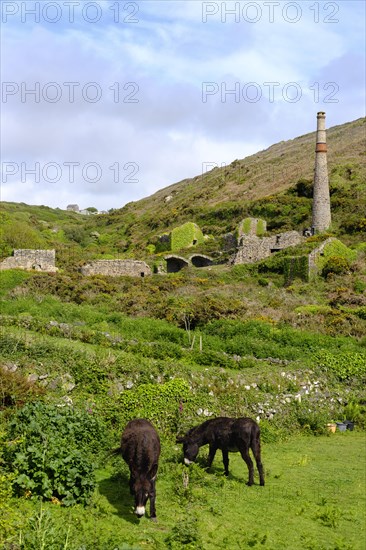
[0,117,365,549]
[1,118,365,266]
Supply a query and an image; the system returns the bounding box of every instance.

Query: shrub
[0,367,45,408]
[3,402,107,505]
[322,256,350,277]
[118,378,192,435]
[315,350,366,381]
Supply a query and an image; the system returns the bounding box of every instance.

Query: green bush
[0,368,45,408]
[3,402,107,505]
[322,256,350,277]
[118,379,192,434]
[315,350,366,380]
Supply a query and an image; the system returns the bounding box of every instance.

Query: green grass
[6,432,365,549]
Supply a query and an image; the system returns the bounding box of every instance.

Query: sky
[1,0,365,211]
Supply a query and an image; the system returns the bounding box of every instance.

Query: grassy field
[6,432,365,550]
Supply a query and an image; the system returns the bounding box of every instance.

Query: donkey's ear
[176,435,185,444]
[148,463,158,480]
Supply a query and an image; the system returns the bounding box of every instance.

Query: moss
[240,218,252,235]
[238,218,266,237]
[170,222,204,251]
[256,219,266,236]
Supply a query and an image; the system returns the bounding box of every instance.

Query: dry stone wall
[0,249,57,272]
[81,259,151,277]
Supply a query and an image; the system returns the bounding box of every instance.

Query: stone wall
[80,259,151,277]
[0,249,57,272]
[234,231,302,264]
[269,231,302,251]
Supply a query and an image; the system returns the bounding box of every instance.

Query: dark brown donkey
[177,417,264,486]
[118,419,161,520]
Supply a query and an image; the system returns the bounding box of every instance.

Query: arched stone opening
[190,255,213,268]
[165,256,189,273]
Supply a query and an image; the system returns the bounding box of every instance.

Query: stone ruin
[0,249,58,272]
[164,254,214,273]
[80,259,152,278]
[164,255,189,273]
[234,229,303,265]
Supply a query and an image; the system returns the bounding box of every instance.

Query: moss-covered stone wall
[170,222,204,251]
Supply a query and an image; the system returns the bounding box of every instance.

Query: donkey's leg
[251,438,265,486]
[238,445,254,486]
[222,449,230,476]
[207,444,217,469]
[149,480,157,521]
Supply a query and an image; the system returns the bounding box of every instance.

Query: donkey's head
[130,464,158,518]
[176,435,199,466]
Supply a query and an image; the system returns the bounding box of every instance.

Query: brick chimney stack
[312,112,331,232]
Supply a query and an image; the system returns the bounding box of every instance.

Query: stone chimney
[311,112,331,232]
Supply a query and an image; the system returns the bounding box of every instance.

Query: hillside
[1,117,365,265]
[107,116,365,251]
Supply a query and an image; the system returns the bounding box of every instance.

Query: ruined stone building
[0,249,58,272]
[233,230,302,265]
[81,259,152,277]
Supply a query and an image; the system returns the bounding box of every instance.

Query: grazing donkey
[118,419,161,520]
[177,417,264,486]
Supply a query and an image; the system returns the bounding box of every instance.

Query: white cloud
[1,0,364,211]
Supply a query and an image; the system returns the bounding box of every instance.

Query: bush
[3,402,107,505]
[315,350,366,381]
[118,379,193,435]
[0,367,44,408]
[322,256,350,277]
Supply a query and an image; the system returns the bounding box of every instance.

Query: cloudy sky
[1,0,365,211]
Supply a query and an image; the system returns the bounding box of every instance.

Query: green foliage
[18,502,71,550]
[166,515,203,549]
[0,269,31,297]
[0,367,45,408]
[291,403,329,435]
[322,256,350,277]
[239,217,266,237]
[241,217,252,235]
[284,255,309,285]
[291,178,313,198]
[343,400,364,423]
[315,350,366,380]
[315,239,357,274]
[341,216,366,234]
[63,225,89,246]
[170,222,204,251]
[118,379,191,435]
[0,221,45,256]
[3,402,107,505]
[256,218,266,236]
[0,472,21,547]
